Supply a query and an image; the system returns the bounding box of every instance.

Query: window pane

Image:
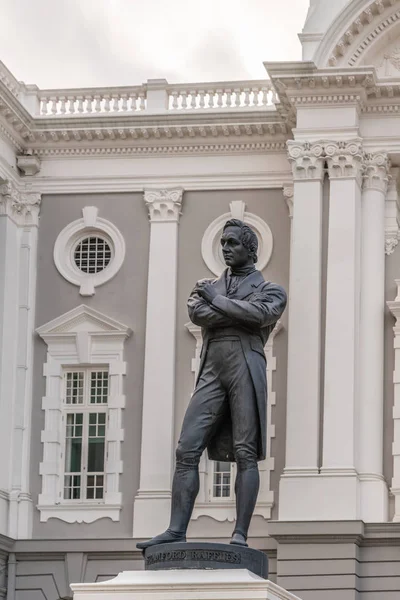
[213,461,232,499]
[64,414,83,473]
[64,372,84,405]
[86,412,106,500]
[90,372,109,404]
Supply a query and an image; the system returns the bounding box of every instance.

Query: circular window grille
[73,236,112,274]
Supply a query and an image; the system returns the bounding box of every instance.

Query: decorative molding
[186,321,283,523]
[201,201,273,276]
[363,152,391,193]
[36,304,131,524]
[283,186,294,219]
[0,180,41,226]
[32,141,288,158]
[325,139,364,183]
[144,188,183,223]
[17,154,41,176]
[53,206,126,296]
[287,141,325,181]
[386,167,400,255]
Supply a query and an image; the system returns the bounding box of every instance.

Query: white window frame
[61,367,109,504]
[211,461,236,502]
[53,206,126,296]
[185,320,282,524]
[36,304,132,523]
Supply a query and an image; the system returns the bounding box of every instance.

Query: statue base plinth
[144,542,268,579]
[71,569,302,600]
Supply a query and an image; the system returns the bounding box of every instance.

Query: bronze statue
[137,219,287,549]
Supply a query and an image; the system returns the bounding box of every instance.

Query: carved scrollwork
[287,141,325,181]
[144,189,184,223]
[363,152,391,193]
[0,180,41,225]
[325,139,364,183]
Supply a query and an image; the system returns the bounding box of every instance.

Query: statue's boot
[136,462,199,550]
[230,463,260,547]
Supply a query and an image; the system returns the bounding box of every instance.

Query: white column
[0,181,41,538]
[321,140,363,519]
[359,153,390,522]
[133,188,183,538]
[279,141,325,520]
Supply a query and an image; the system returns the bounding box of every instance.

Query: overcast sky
[1,0,310,89]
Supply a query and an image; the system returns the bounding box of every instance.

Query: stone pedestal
[71,570,301,600]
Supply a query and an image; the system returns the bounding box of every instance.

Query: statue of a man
[137,219,287,549]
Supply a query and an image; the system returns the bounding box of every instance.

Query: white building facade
[1,1,400,598]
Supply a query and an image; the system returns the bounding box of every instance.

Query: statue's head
[221,219,258,268]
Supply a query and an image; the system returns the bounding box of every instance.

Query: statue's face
[221,226,252,268]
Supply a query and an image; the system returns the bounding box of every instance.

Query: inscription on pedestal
[144,542,268,579]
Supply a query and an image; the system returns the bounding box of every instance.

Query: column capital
[0,180,41,226]
[287,141,325,182]
[362,152,391,194]
[283,186,294,218]
[144,188,184,223]
[325,139,364,185]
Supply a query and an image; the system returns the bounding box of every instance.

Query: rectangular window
[62,369,108,502]
[212,461,234,499]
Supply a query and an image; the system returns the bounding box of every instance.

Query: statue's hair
[223,219,258,263]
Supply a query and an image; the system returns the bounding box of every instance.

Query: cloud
[0,0,309,88]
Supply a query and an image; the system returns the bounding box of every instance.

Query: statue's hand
[197,281,218,304]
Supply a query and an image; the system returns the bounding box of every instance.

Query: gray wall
[31,193,150,539]
[174,189,290,532]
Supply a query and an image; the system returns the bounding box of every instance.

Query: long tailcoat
[187,269,287,463]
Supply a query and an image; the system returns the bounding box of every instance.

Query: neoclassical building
[1,0,400,598]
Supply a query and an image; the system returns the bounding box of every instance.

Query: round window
[73,236,112,274]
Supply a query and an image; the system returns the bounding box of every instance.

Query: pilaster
[133,188,184,538]
[359,152,390,521]
[321,139,363,519]
[279,141,325,520]
[0,180,41,538]
[388,282,400,521]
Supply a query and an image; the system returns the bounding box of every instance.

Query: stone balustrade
[167,80,277,110]
[38,87,147,116]
[20,79,278,117]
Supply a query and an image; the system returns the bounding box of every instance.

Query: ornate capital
[386,232,400,256]
[283,186,294,219]
[0,181,41,226]
[325,140,364,184]
[363,152,390,194]
[144,188,184,223]
[287,141,325,182]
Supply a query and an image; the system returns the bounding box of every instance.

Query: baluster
[243,88,250,107]
[103,95,111,112]
[67,96,76,114]
[225,89,232,108]
[171,91,179,110]
[86,95,94,113]
[94,94,102,112]
[76,96,84,113]
[189,90,197,109]
[233,88,241,107]
[112,93,120,112]
[50,96,58,115]
[121,94,128,112]
[271,87,279,104]
[261,87,269,106]
[139,91,146,110]
[40,97,48,115]
[181,91,188,109]
[198,90,205,109]
[216,89,223,107]
[251,87,259,106]
[59,96,67,115]
[207,89,215,108]
[130,92,138,111]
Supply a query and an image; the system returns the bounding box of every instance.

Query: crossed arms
[187,280,287,330]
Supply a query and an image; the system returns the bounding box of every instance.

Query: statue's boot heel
[136,529,186,550]
[230,532,248,547]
